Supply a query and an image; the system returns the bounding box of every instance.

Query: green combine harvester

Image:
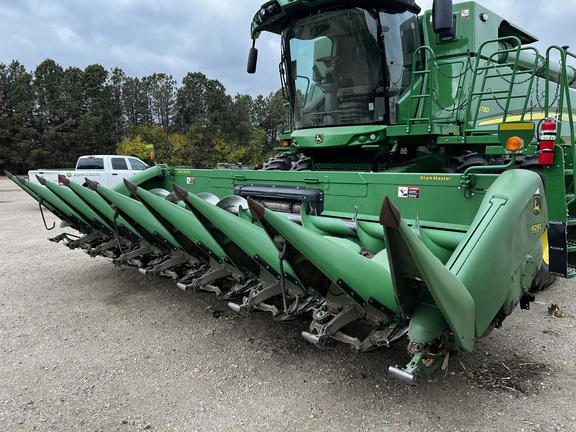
[7,0,576,383]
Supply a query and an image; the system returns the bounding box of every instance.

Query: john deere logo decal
[532,196,542,218]
[315,134,323,143]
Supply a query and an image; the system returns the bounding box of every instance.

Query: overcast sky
[0,0,574,97]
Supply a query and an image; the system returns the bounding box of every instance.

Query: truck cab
[75,155,149,187]
[28,155,149,188]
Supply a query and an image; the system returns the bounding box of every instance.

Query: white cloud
[1,0,574,97]
[53,26,83,46]
[23,0,70,19]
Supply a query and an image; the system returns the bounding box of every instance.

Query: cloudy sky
[0,0,574,97]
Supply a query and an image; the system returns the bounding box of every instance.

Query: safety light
[282,140,290,147]
[267,3,281,15]
[498,121,534,154]
[145,144,156,161]
[254,2,282,24]
[506,136,523,152]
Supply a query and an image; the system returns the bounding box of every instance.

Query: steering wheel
[315,56,339,67]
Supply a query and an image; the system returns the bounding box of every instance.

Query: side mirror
[432,0,454,34]
[247,46,259,74]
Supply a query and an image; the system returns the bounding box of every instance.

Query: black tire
[290,154,312,171]
[261,153,298,171]
[515,155,545,183]
[442,150,489,173]
[530,262,556,292]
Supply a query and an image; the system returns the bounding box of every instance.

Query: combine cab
[8,0,576,383]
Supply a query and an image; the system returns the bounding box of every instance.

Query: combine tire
[261,153,298,171]
[290,154,312,171]
[261,153,311,171]
[530,262,556,292]
[516,155,545,183]
[442,150,489,173]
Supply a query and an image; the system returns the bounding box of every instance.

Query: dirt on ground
[1,176,575,431]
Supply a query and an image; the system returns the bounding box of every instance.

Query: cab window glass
[77,157,104,169]
[129,158,147,170]
[111,158,128,170]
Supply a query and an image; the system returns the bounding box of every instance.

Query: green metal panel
[6,173,75,228]
[128,183,228,263]
[66,180,142,242]
[168,167,498,233]
[89,182,180,252]
[423,2,536,60]
[15,177,91,233]
[252,198,400,316]
[110,165,164,195]
[448,169,546,335]
[43,178,113,235]
[179,188,298,282]
[544,146,571,222]
[381,196,475,352]
[291,126,387,149]
[408,303,449,344]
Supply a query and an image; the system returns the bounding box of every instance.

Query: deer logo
[533,196,542,218]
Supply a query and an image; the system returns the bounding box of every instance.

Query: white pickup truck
[28,155,149,188]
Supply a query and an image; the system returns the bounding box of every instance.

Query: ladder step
[471,90,509,96]
[568,240,576,252]
[565,169,574,176]
[567,265,576,279]
[476,62,515,70]
[568,218,576,227]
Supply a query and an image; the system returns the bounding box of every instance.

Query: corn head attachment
[8,0,573,384]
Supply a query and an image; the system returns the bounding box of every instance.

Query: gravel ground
[1,176,575,432]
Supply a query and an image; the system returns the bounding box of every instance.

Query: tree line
[0,59,289,174]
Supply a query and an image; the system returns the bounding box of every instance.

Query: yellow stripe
[541,231,549,265]
[479,113,571,127]
[479,114,543,126]
[499,122,534,131]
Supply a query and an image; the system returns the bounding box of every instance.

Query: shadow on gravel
[76,260,561,400]
[103,288,149,306]
[459,357,553,395]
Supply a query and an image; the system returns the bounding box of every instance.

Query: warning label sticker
[398,186,420,199]
[186,177,196,185]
